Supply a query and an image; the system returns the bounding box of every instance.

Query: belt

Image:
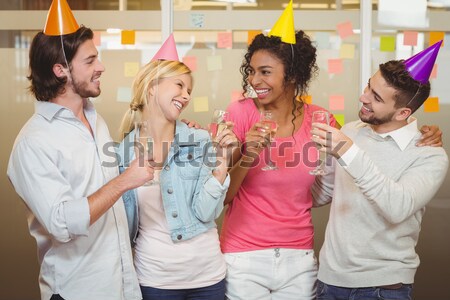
[377,283,404,290]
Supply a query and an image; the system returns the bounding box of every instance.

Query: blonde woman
[116,59,237,300]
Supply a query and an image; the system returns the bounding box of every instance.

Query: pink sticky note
[217,32,233,49]
[231,90,243,103]
[403,31,418,46]
[336,21,354,39]
[93,31,101,46]
[182,56,197,72]
[329,95,345,110]
[328,59,343,74]
[430,64,438,79]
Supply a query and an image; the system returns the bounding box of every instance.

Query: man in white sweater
[311,44,448,299]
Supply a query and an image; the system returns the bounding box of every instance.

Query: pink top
[220,98,336,253]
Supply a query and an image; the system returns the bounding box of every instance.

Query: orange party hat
[43,0,79,36]
[268,0,296,44]
[151,34,180,62]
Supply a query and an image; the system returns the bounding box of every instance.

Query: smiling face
[150,73,192,122]
[247,50,289,105]
[69,39,105,98]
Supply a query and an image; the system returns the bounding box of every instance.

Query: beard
[71,76,101,98]
[358,109,395,125]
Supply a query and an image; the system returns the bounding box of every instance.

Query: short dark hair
[379,60,430,114]
[27,26,94,102]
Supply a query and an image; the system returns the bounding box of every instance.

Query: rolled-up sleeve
[7,137,90,242]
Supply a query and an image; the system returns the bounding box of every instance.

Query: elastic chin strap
[60,35,73,83]
[405,84,421,109]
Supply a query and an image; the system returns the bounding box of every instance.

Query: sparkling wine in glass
[135,121,155,186]
[260,110,278,171]
[209,109,229,152]
[309,111,330,176]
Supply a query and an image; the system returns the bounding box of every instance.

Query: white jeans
[224,248,318,300]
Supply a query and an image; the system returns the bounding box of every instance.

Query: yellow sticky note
[182,56,197,72]
[93,31,101,46]
[336,21,354,39]
[247,30,262,45]
[424,97,439,112]
[380,36,396,52]
[334,114,345,126]
[300,95,312,104]
[193,96,209,112]
[217,32,233,49]
[207,55,222,71]
[340,44,355,59]
[124,62,139,78]
[403,31,418,46]
[328,59,343,74]
[121,30,136,45]
[430,32,445,47]
[329,95,345,111]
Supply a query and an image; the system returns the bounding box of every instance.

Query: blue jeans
[140,279,225,300]
[316,280,413,300]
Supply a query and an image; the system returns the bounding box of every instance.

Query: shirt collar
[35,99,95,121]
[376,117,419,151]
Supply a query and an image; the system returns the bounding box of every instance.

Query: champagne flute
[209,109,229,150]
[309,111,330,176]
[134,121,155,186]
[260,110,278,171]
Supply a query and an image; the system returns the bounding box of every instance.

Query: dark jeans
[140,279,225,300]
[317,280,413,300]
[50,295,65,300]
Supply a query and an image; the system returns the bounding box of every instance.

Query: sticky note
[93,31,101,46]
[339,44,355,59]
[231,90,243,103]
[424,97,439,112]
[403,31,418,46]
[247,30,262,45]
[124,62,139,78]
[329,95,345,111]
[300,95,312,104]
[430,64,438,79]
[121,30,136,45]
[182,56,197,72]
[336,21,354,39]
[217,32,233,49]
[117,87,132,103]
[190,13,205,28]
[380,36,396,52]
[193,96,209,112]
[430,31,445,47]
[207,55,222,71]
[315,32,331,49]
[328,59,343,74]
[334,114,345,126]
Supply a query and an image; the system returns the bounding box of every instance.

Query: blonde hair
[118,60,192,139]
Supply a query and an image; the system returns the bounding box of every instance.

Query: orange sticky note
[121,30,135,45]
[217,32,233,49]
[430,32,445,47]
[247,30,262,45]
[231,90,243,103]
[300,95,312,104]
[336,21,354,39]
[403,31,418,46]
[182,56,197,72]
[430,64,438,79]
[328,59,343,74]
[329,95,345,111]
[93,31,101,46]
[424,97,439,112]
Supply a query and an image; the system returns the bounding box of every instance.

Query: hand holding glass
[135,121,155,186]
[260,110,278,171]
[309,111,329,175]
[209,109,229,150]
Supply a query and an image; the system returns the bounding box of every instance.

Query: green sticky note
[334,114,345,126]
[380,36,396,52]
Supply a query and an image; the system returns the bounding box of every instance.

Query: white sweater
[312,120,448,287]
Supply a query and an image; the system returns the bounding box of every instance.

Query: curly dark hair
[379,60,430,114]
[27,26,94,102]
[240,31,318,134]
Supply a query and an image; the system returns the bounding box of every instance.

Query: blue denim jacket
[116,121,229,247]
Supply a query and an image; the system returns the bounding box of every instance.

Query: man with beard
[7,1,153,299]
[310,42,448,300]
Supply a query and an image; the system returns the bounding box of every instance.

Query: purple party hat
[404,40,443,84]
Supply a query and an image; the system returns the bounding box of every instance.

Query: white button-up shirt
[7,100,141,300]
